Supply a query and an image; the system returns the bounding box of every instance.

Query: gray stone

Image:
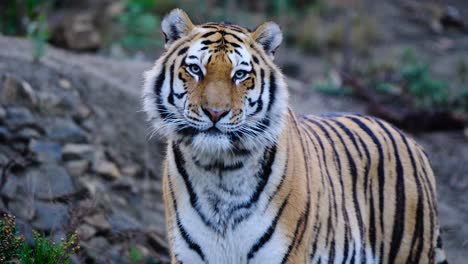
[29,140,62,162]
[76,224,97,241]
[62,143,95,161]
[0,174,23,199]
[65,160,90,177]
[93,160,121,179]
[0,106,6,121]
[46,118,87,143]
[121,164,141,177]
[0,126,10,141]
[8,198,35,220]
[32,201,69,230]
[58,78,72,90]
[83,237,110,260]
[12,127,41,141]
[26,164,76,199]
[109,211,141,232]
[73,103,92,120]
[37,90,82,115]
[0,73,37,106]
[84,214,111,231]
[5,107,36,130]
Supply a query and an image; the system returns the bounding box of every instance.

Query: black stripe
[374,120,405,263]
[249,69,265,115]
[266,73,276,112]
[280,214,305,264]
[167,64,176,106]
[346,116,386,262]
[401,134,425,262]
[247,193,290,260]
[167,176,206,262]
[178,47,189,55]
[201,31,217,38]
[225,32,243,42]
[252,55,259,64]
[301,122,346,258]
[346,117,386,231]
[172,144,213,229]
[320,119,366,262]
[306,118,363,259]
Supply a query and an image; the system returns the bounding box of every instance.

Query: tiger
[142,8,448,264]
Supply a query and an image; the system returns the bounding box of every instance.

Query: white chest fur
[167,142,288,264]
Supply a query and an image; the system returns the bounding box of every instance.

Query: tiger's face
[143,9,288,154]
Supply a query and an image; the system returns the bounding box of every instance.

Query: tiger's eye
[234,70,247,80]
[190,65,201,74]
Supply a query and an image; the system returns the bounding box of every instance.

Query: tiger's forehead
[186,23,253,68]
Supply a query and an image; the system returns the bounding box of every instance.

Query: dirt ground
[1,33,466,262]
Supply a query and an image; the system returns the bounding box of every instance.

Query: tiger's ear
[161,9,195,48]
[252,22,283,58]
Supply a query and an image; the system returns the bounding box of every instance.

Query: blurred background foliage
[0,0,467,114]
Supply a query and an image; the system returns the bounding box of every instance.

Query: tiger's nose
[201,107,229,123]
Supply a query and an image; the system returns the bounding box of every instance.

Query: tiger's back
[292,113,445,263]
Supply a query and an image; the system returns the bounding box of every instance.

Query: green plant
[0,214,25,263]
[0,213,79,264]
[119,0,164,51]
[0,0,53,60]
[401,63,449,107]
[314,69,352,96]
[27,11,50,60]
[129,245,145,263]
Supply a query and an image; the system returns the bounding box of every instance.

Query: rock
[32,201,69,230]
[26,164,76,199]
[0,73,37,106]
[5,107,37,131]
[110,176,138,193]
[109,211,142,232]
[29,140,62,162]
[7,198,35,221]
[62,143,95,161]
[65,160,90,177]
[78,176,106,196]
[73,103,92,121]
[0,106,6,122]
[46,118,87,143]
[0,174,24,199]
[93,160,121,179]
[0,126,10,141]
[147,232,170,253]
[77,224,97,241]
[83,237,110,260]
[12,127,41,141]
[50,11,102,51]
[121,164,142,177]
[58,78,72,90]
[37,91,83,116]
[84,214,111,231]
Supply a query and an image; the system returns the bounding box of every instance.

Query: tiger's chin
[189,132,236,155]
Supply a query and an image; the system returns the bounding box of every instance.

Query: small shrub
[0,214,25,263]
[0,213,79,264]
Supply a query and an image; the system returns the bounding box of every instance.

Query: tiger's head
[143,9,288,155]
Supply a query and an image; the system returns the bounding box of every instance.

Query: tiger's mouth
[206,126,222,134]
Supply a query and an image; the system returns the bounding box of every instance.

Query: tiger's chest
[172,201,288,264]
[167,145,290,263]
